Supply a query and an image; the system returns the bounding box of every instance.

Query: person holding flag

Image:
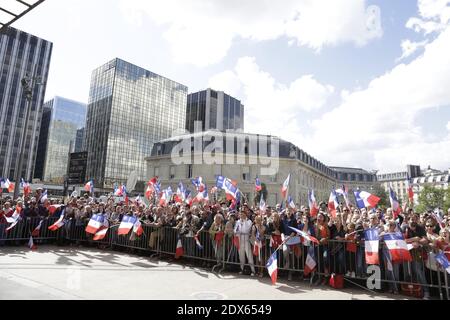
[251,215,267,277]
[234,210,256,276]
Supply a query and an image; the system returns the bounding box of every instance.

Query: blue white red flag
[281,174,290,200]
[191,177,206,192]
[85,214,105,234]
[328,190,339,218]
[354,190,380,209]
[389,187,401,218]
[255,178,262,192]
[436,253,450,274]
[308,189,319,217]
[266,252,278,285]
[118,215,137,235]
[216,176,240,201]
[175,236,184,259]
[383,232,412,263]
[84,180,94,193]
[364,228,379,264]
[304,246,316,276]
[194,234,203,250]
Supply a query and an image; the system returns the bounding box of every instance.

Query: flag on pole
[383,232,412,263]
[266,252,278,285]
[304,246,317,276]
[48,212,65,231]
[28,236,37,250]
[216,176,240,201]
[354,190,380,209]
[255,178,262,192]
[85,214,105,234]
[288,196,296,209]
[132,218,144,237]
[32,220,43,237]
[435,253,450,274]
[364,228,379,265]
[335,185,350,207]
[389,187,401,218]
[118,215,137,235]
[175,236,184,259]
[194,234,203,250]
[5,209,21,232]
[281,174,290,200]
[288,226,320,245]
[40,189,48,203]
[328,190,339,218]
[21,179,31,197]
[259,194,266,212]
[84,180,94,193]
[308,189,319,217]
[191,177,206,192]
[93,219,109,241]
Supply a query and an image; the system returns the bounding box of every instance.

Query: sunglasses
[426,225,433,228]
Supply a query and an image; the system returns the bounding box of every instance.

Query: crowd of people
[1,188,450,299]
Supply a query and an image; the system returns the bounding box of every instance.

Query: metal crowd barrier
[2,220,449,300]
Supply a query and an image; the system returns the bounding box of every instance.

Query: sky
[12,0,450,174]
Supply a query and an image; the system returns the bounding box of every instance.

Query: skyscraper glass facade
[186,88,244,133]
[34,97,86,182]
[0,27,52,181]
[85,58,188,187]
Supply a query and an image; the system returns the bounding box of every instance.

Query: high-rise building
[186,89,244,133]
[74,127,85,152]
[85,58,188,188]
[34,96,86,183]
[0,27,52,181]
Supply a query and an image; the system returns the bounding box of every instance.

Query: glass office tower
[34,97,86,183]
[186,88,244,133]
[85,58,188,187]
[0,27,52,180]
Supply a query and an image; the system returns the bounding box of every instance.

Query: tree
[372,185,388,208]
[416,185,446,213]
[254,183,268,206]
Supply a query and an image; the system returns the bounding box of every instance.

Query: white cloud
[303,23,450,172]
[406,0,450,34]
[208,56,334,146]
[119,0,382,66]
[397,39,428,61]
[447,121,450,132]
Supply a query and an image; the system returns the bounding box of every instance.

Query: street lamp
[13,65,42,200]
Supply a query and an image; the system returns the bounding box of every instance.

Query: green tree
[416,185,446,213]
[254,183,268,206]
[372,185,389,208]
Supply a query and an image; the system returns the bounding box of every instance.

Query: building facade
[34,96,86,183]
[74,127,85,152]
[186,89,244,133]
[331,167,378,191]
[84,58,188,188]
[145,131,378,206]
[0,27,52,181]
[377,165,422,203]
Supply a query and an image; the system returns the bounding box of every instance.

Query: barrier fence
[1,218,449,300]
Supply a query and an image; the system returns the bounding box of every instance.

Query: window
[187,164,193,179]
[170,166,175,179]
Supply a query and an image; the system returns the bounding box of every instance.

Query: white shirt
[234,218,253,236]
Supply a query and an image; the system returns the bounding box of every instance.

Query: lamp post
[13,65,41,200]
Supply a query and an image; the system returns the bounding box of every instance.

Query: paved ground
[0,246,409,300]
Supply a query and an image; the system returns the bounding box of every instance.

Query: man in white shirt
[234,210,256,276]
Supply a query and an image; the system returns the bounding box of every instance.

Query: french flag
[28,236,37,251]
[288,196,296,209]
[405,177,414,202]
[266,252,278,285]
[383,232,412,263]
[281,174,290,200]
[259,195,266,212]
[192,177,206,192]
[304,246,317,276]
[145,185,153,199]
[175,236,184,259]
[159,187,173,206]
[114,184,125,196]
[84,180,94,193]
[0,178,10,189]
[194,186,209,203]
[93,219,109,241]
[175,182,186,203]
[389,187,401,218]
[32,220,43,237]
[215,231,225,246]
[335,185,350,207]
[288,226,320,245]
[194,234,203,250]
[48,212,65,231]
[48,204,63,216]
[118,215,137,235]
[5,209,21,232]
[216,176,239,201]
[354,190,380,209]
[364,228,379,265]
[435,253,450,275]
[85,214,105,234]
[328,190,339,218]
[253,230,262,258]
[255,178,262,192]
[308,189,319,217]
[40,189,48,203]
[133,218,144,237]
[21,179,31,197]
[184,190,193,205]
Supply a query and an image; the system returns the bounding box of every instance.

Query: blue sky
[13,0,450,173]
